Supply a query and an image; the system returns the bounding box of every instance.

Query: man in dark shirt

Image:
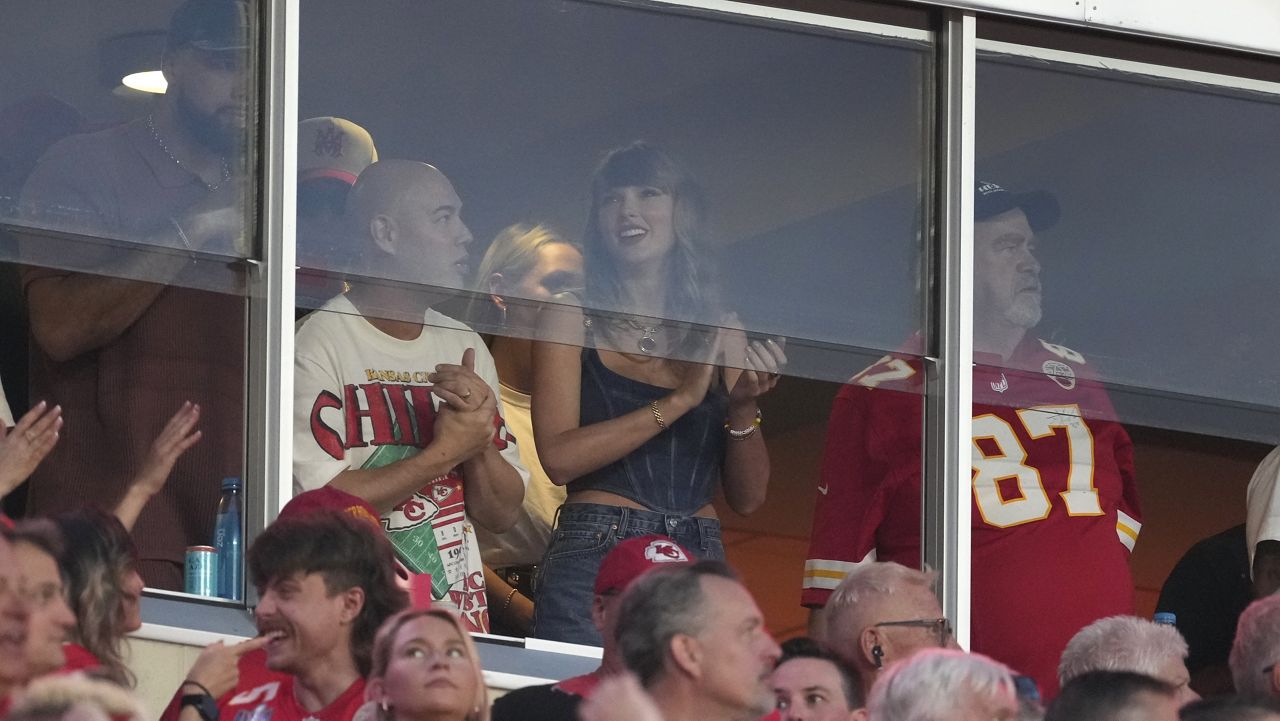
[16,0,250,589]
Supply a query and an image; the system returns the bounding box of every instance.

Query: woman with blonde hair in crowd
[530,141,786,645]
[49,509,146,686]
[365,607,490,721]
[471,223,584,635]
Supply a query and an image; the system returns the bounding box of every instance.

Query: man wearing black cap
[803,181,1140,699]
[16,0,251,589]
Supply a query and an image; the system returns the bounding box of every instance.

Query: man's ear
[370,214,396,255]
[859,627,882,667]
[670,633,703,679]
[849,706,870,721]
[339,586,366,625]
[590,594,608,636]
[159,47,181,84]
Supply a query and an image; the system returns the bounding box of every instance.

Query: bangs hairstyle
[249,510,408,676]
[582,142,720,329]
[369,606,490,721]
[51,508,139,688]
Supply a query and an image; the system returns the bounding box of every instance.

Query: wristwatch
[181,693,219,721]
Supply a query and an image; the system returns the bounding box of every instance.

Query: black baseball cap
[167,0,250,52]
[975,180,1060,231]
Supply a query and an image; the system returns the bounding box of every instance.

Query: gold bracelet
[650,400,667,430]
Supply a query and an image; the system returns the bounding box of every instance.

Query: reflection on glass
[974,50,1280,698]
[296,0,932,643]
[295,116,378,309]
[976,54,1280,418]
[3,0,253,591]
[297,0,930,382]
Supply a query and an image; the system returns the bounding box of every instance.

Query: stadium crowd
[5,512,1280,721]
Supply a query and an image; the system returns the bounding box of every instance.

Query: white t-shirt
[1247,445,1280,575]
[0,374,13,427]
[475,383,566,568]
[293,294,529,633]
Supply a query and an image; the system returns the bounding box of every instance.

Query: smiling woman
[529,142,787,645]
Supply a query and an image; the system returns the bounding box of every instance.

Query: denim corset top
[571,348,728,515]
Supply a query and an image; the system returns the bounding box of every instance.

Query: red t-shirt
[162,650,367,721]
[803,337,1140,698]
[59,643,102,674]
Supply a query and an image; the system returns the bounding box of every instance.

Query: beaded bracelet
[725,408,763,441]
[501,587,520,612]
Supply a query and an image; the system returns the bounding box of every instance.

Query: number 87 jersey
[803,336,1140,699]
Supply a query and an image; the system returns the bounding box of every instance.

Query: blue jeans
[530,503,724,646]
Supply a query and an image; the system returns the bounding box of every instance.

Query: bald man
[293,160,527,633]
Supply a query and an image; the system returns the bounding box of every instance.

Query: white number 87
[971,404,1103,528]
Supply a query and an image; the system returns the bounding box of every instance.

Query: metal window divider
[923,8,975,650]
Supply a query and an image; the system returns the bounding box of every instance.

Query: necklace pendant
[638,335,657,354]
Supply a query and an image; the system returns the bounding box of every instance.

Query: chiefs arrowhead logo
[431,483,454,503]
[644,540,690,564]
[383,493,440,532]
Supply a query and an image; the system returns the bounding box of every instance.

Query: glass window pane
[975,45,1280,698]
[1,0,256,598]
[295,0,931,641]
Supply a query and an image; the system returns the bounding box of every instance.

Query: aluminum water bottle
[214,476,243,601]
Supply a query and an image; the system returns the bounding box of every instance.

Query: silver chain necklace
[146,114,231,191]
[625,318,662,354]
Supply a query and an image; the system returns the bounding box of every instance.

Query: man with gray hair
[1058,615,1198,705]
[613,561,781,721]
[1230,594,1280,700]
[866,648,1018,721]
[819,561,955,704]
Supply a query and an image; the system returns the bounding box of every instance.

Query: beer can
[185,545,219,597]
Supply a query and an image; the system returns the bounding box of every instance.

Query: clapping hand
[430,348,498,463]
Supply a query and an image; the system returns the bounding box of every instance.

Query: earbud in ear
[872,644,884,669]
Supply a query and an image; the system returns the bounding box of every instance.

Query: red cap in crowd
[278,484,382,528]
[593,534,693,596]
[279,486,418,592]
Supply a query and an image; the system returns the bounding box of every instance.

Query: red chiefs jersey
[803,337,1140,698]
[161,650,367,721]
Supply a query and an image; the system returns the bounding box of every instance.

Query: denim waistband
[555,502,721,539]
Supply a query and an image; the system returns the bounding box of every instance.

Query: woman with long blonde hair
[50,509,145,687]
[365,607,490,721]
